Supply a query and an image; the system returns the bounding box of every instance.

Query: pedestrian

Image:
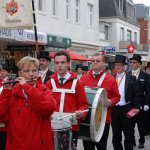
[37,50,53,84]
[75,64,83,79]
[111,55,140,150]
[82,66,88,75]
[145,62,150,75]
[0,56,57,150]
[46,51,88,150]
[130,54,150,149]
[80,53,120,150]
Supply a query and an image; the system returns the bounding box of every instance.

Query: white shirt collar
[58,72,71,81]
[117,71,125,77]
[40,68,48,74]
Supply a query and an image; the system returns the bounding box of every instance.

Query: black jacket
[136,70,150,106]
[115,73,141,109]
[44,70,53,84]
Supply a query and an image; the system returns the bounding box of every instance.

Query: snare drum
[79,87,107,142]
[51,120,72,150]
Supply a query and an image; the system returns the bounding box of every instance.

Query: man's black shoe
[138,143,144,149]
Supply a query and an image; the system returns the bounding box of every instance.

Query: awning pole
[32,0,39,52]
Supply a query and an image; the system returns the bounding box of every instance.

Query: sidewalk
[77,125,150,150]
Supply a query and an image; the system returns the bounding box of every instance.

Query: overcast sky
[133,0,150,6]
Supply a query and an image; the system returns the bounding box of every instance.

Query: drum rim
[51,120,71,130]
[90,88,107,142]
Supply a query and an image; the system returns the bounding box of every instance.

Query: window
[87,3,93,27]
[75,0,80,22]
[38,0,45,12]
[65,0,70,20]
[127,30,132,41]
[52,0,57,16]
[105,25,109,40]
[134,32,137,43]
[120,28,124,41]
[119,0,123,11]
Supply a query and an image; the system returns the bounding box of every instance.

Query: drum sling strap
[97,73,106,87]
[51,78,78,113]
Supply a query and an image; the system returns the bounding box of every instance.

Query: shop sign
[47,34,71,48]
[15,30,47,44]
[99,46,116,54]
[0,29,15,39]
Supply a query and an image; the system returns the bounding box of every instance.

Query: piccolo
[3,79,37,85]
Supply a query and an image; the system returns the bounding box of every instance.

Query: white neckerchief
[117,71,125,78]
[58,72,71,84]
[39,68,48,82]
[132,68,140,79]
[116,73,126,106]
[77,74,82,79]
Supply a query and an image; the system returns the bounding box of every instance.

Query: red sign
[127,45,135,53]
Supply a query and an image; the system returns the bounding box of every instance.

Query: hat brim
[38,56,51,62]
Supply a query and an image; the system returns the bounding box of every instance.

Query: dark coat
[136,70,150,106]
[44,70,53,84]
[114,73,141,109]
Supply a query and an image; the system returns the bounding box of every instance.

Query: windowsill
[87,26,94,29]
[52,15,59,19]
[38,11,46,16]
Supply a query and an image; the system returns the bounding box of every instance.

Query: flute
[3,79,37,85]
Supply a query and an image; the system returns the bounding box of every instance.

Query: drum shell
[51,121,72,150]
[79,87,107,142]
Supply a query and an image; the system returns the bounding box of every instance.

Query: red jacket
[46,72,88,131]
[0,79,7,132]
[81,70,120,123]
[0,80,57,150]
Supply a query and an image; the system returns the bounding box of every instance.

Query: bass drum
[51,120,72,150]
[79,87,107,142]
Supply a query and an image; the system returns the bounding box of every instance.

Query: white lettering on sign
[0,29,15,39]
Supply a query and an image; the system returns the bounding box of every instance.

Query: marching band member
[37,50,53,84]
[112,55,140,150]
[0,56,56,150]
[46,51,88,150]
[130,54,150,149]
[80,53,120,150]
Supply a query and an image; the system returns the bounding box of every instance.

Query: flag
[0,0,34,29]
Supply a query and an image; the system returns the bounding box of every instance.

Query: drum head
[51,120,71,131]
[90,88,107,142]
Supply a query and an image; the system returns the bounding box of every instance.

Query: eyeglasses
[91,60,101,63]
[21,69,38,74]
[130,62,138,64]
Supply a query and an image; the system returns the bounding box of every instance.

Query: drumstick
[56,109,89,120]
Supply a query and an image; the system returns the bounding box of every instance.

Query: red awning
[49,50,90,61]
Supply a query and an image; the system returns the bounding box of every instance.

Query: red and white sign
[127,45,135,53]
[0,0,34,29]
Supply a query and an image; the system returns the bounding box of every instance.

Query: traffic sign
[128,45,135,53]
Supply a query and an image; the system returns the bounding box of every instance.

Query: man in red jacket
[0,56,57,150]
[80,53,120,150]
[46,51,88,150]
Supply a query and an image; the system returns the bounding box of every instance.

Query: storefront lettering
[0,30,12,37]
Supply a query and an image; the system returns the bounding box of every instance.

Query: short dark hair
[54,51,70,62]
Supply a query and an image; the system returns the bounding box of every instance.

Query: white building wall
[34,0,99,54]
[99,18,140,52]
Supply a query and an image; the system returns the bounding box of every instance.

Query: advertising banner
[0,0,34,29]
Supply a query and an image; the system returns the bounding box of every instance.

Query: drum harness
[50,78,78,113]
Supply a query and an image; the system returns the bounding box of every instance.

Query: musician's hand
[15,77,27,85]
[104,99,112,107]
[134,108,140,115]
[75,110,83,119]
[3,83,13,89]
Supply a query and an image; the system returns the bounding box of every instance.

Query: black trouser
[72,131,79,150]
[132,110,146,145]
[83,123,110,150]
[0,131,6,150]
[111,104,134,150]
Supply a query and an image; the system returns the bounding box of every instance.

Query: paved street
[77,125,150,150]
